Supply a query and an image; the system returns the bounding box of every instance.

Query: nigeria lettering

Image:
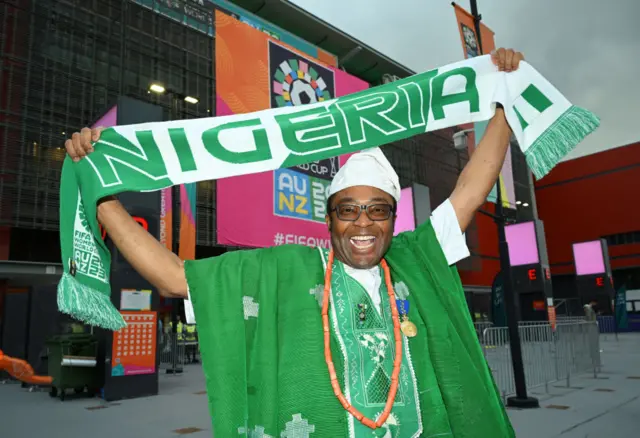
[206,67,480,164]
[335,91,407,145]
[276,66,476,156]
[87,129,171,188]
[277,68,438,159]
[202,119,273,164]
[429,67,479,120]
[85,65,525,187]
[276,106,341,155]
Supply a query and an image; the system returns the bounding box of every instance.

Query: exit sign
[594,276,613,288]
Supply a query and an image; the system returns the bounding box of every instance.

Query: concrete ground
[507,332,640,438]
[0,364,213,438]
[1,333,639,437]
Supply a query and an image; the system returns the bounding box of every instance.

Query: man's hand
[449,48,524,233]
[490,48,525,73]
[65,127,102,162]
[62,125,187,298]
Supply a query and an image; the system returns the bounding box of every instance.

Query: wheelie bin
[46,333,100,401]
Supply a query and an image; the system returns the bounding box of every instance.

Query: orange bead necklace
[322,250,403,430]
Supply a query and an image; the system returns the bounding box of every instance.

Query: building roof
[226,0,415,84]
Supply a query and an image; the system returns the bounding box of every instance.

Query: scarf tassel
[525,105,601,180]
[57,272,127,330]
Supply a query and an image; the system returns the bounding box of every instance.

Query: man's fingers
[505,49,514,72]
[490,49,499,65]
[514,52,525,69]
[65,139,78,161]
[80,127,94,153]
[71,132,86,161]
[496,48,506,70]
[65,126,101,162]
[492,48,525,72]
[91,126,103,142]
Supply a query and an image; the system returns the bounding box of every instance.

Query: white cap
[328,148,401,202]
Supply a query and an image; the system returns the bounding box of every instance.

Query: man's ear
[325,215,332,232]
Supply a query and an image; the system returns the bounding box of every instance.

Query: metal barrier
[597,315,616,333]
[480,322,601,400]
[158,333,186,374]
[517,316,585,327]
[557,316,588,324]
[474,321,493,337]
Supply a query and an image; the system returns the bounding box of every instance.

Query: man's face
[325,185,396,269]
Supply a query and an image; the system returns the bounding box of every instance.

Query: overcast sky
[290,0,640,160]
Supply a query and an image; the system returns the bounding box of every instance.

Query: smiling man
[66,49,523,438]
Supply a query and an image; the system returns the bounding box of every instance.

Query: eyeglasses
[331,203,395,221]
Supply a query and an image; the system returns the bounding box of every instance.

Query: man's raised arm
[449,48,524,233]
[65,128,188,298]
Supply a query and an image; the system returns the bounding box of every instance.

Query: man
[184,322,199,363]
[584,301,597,322]
[169,314,185,342]
[66,49,523,437]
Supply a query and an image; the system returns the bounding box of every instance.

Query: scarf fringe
[525,105,600,179]
[57,273,126,330]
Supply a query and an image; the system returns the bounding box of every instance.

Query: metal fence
[157,332,200,375]
[479,321,601,400]
[596,315,617,333]
[474,316,590,333]
[158,333,186,374]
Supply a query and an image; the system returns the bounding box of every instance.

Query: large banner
[215,10,369,248]
[452,3,516,210]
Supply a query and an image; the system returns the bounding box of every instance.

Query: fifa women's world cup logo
[269,40,335,108]
[269,40,339,223]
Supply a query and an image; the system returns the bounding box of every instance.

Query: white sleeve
[430,199,470,266]
[184,282,196,324]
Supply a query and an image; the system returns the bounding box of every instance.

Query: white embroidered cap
[328,148,401,202]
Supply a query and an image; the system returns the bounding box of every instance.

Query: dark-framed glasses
[331,203,395,221]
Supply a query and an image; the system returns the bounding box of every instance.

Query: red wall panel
[458,201,500,287]
[535,142,640,275]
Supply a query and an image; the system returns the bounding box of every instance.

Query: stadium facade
[0,0,537,318]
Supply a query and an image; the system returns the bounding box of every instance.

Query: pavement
[1,333,639,438]
[507,332,640,438]
[0,364,213,438]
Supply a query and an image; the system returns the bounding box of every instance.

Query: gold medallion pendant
[400,319,418,337]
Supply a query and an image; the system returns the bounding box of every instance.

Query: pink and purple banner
[505,221,540,266]
[215,12,369,248]
[394,187,416,236]
[573,240,607,276]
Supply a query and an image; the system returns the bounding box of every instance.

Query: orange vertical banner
[452,3,517,210]
[178,184,196,261]
[452,2,495,56]
[160,188,173,253]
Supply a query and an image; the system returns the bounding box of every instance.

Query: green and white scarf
[57,55,599,329]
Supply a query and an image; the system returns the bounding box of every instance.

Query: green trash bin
[46,333,100,401]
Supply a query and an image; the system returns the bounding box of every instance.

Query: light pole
[460,0,539,409]
[148,83,199,374]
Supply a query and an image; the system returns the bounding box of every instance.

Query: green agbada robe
[186,219,514,437]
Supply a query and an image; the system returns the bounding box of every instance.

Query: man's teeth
[350,236,375,248]
[351,236,375,241]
